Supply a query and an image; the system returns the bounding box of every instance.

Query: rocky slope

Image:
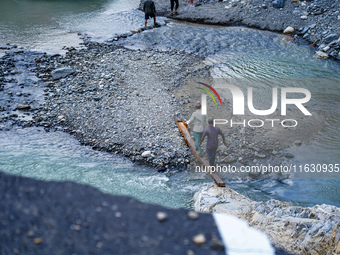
[194,183,340,255]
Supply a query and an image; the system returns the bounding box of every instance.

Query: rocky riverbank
[194,183,340,255]
[1,41,212,170]
[141,0,340,61]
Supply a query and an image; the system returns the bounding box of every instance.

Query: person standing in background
[187,101,206,157]
[170,0,179,16]
[143,0,158,28]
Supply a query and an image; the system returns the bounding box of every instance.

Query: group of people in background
[187,101,227,167]
[143,0,195,28]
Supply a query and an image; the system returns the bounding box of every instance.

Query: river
[0,0,339,208]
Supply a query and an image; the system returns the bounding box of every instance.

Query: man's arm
[199,131,207,147]
[186,113,195,126]
[220,133,227,146]
[218,128,227,146]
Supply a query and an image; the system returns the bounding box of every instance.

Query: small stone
[323,33,339,44]
[33,237,43,244]
[17,104,30,110]
[141,151,152,158]
[51,67,74,80]
[300,15,308,20]
[294,140,302,146]
[188,211,199,220]
[96,242,103,249]
[285,153,294,159]
[193,233,206,246]
[314,51,329,59]
[256,154,267,159]
[27,230,34,237]
[187,250,195,255]
[283,26,295,35]
[249,145,260,152]
[156,211,168,222]
[322,46,330,52]
[115,212,122,218]
[74,225,81,231]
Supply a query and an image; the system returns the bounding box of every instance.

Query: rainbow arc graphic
[196,82,222,106]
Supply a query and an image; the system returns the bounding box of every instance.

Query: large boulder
[51,67,74,80]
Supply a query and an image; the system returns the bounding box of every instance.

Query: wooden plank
[176,121,225,187]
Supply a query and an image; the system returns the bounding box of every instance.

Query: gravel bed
[30,43,210,170]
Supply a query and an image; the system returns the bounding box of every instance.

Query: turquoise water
[0,0,142,53]
[0,0,339,208]
[0,127,205,209]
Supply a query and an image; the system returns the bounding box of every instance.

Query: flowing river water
[0,0,339,208]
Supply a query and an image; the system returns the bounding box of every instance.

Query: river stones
[17,104,30,110]
[156,211,168,222]
[141,151,152,158]
[51,67,74,80]
[192,233,206,246]
[314,50,329,59]
[283,26,294,35]
[194,183,340,255]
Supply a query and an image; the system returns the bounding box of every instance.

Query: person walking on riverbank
[199,117,226,166]
[170,0,179,16]
[143,0,158,28]
[187,101,206,157]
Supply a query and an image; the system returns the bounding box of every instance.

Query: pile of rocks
[194,183,340,255]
